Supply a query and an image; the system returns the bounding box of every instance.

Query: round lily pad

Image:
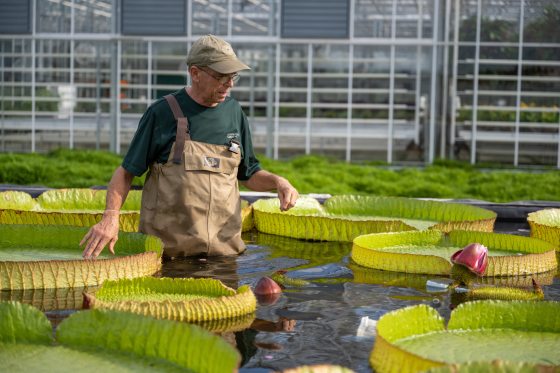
[253,195,496,241]
[0,189,254,233]
[0,301,240,372]
[83,277,257,332]
[0,224,162,290]
[0,287,88,311]
[370,300,560,372]
[528,208,560,249]
[351,230,557,276]
[0,189,141,232]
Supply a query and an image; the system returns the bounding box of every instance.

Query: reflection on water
[2,229,560,372]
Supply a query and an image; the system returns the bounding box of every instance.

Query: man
[81,35,298,259]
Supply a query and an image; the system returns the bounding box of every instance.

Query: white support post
[513,0,525,166]
[306,43,313,155]
[449,0,460,152]
[470,0,482,165]
[388,0,397,164]
[428,0,440,164]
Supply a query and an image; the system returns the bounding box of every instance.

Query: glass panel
[523,1,560,43]
[191,0,228,35]
[523,46,560,62]
[36,39,71,83]
[75,0,112,33]
[354,0,393,38]
[229,43,270,129]
[479,46,518,60]
[152,42,187,100]
[2,40,33,114]
[395,0,432,39]
[480,0,521,43]
[121,41,149,113]
[311,44,349,134]
[37,0,71,33]
[74,41,112,117]
[231,0,274,36]
[519,94,560,125]
[276,44,308,158]
[458,0,479,42]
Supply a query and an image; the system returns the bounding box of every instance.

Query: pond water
[2,223,560,373]
[164,226,560,373]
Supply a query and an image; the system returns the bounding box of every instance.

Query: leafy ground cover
[1,149,560,202]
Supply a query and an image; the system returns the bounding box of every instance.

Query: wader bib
[139,94,245,257]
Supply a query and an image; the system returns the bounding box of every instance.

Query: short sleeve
[121,107,160,176]
[237,111,261,181]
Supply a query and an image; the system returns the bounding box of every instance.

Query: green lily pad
[253,195,496,241]
[0,189,141,232]
[427,361,559,373]
[0,301,240,372]
[84,277,257,332]
[528,208,560,249]
[0,225,162,290]
[0,189,254,233]
[352,230,558,276]
[0,191,38,210]
[0,287,89,311]
[370,300,560,372]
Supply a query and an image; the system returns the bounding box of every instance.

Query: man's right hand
[80,210,120,259]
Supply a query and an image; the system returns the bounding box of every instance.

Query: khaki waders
[139,94,245,257]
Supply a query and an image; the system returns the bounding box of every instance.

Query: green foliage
[1,87,59,112]
[2,150,560,202]
[0,149,144,188]
[457,108,559,124]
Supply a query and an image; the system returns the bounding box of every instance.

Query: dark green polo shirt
[122,88,261,181]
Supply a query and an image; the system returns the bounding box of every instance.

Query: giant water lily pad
[0,301,240,372]
[427,361,559,373]
[241,199,254,231]
[370,300,560,372]
[0,287,89,311]
[0,189,254,232]
[0,224,162,290]
[352,230,557,276]
[83,277,257,332]
[253,195,496,241]
[0,189,141,231]
[528,208,560,250]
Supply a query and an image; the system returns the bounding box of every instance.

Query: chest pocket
[185,153,239,174]
[183,140,241,175]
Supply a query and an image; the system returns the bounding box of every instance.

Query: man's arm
[80,166,134,259]
[241,170,298,211]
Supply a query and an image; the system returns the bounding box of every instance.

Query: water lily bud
[451,242,488,276]
[256,292,282,306]
[254,276,282,295]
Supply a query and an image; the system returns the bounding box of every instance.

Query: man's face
[192,66,239,107]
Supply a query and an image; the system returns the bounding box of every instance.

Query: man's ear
[188,66,199,83]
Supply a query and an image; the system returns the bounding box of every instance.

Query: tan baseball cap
[186,34,250,74]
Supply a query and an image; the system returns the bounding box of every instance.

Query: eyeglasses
[198,66,240,84]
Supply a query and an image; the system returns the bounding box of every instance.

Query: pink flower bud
[254,276,282,295]
[451,243,488,275]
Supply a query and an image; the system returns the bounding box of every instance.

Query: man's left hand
[276,177,298,211]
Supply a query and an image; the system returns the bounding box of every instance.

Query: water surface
[2,227,560,373]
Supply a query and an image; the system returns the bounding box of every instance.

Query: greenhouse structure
[1,0,559,166]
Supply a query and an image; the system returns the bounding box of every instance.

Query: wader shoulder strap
[164,94,191,164]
